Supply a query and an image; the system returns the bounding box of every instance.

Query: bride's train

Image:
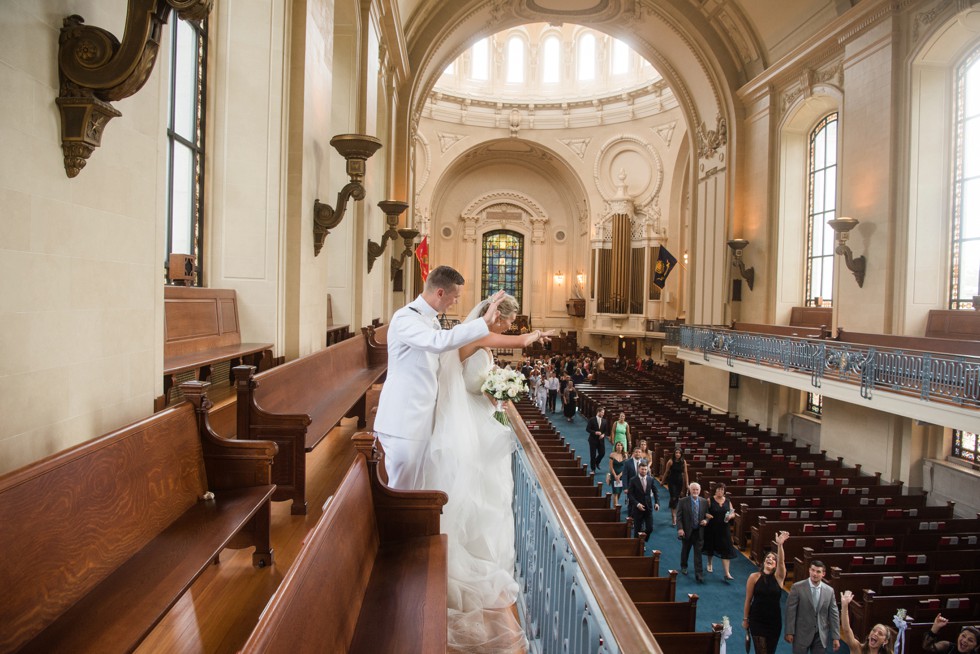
[422,349,526,653]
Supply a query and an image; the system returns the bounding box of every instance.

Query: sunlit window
[805,113,838,307]
[578,33,595,81]
[507,36,524,83]
[806,393,823,417]
[443,60,455,76]
[953,430,978,464]
[482,230,524,308]
[611,38,629,75]
[542,35,560,84]
[471,37,489,81]
[950,47,980,309]
[166,17,207,286]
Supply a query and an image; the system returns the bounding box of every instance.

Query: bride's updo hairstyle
[479,293,520,319]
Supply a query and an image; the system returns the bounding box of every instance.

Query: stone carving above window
[438,132,466,152]
[459,190,550,244]
[696,114,727,160]
[559,137,591,159]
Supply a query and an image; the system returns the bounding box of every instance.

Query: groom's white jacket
[374,295,490,442]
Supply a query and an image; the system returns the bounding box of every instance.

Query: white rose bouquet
[481,366,527,424]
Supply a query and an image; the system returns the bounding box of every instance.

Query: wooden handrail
[506,402,666,654]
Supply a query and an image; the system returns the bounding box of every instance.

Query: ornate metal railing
[677,325,980,408]
[507,403,664,654]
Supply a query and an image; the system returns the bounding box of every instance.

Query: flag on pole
[652,246,677,289]
[415,235,430,282]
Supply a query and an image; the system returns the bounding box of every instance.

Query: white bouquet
[481,366,526,423]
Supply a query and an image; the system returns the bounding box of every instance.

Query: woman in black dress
[703,482,738,580]
[562,381,577,422]
[743,530,789,654]
[658,448,689,526]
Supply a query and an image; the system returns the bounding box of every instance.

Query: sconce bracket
[56,1,213,177]
[314,182,365,257]
[838,245,866,288]
[367,200,409,272]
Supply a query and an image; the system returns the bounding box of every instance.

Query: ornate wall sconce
[553,270,565,285]
[828,217,866,287]
[367,200,409,272]
[56,1,214,177]
[313,134,383,256]
[390,228,420,280]
[576,272,586,287]
[727,239,755,291]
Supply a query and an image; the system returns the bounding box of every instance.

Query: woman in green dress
[611,412,631,455]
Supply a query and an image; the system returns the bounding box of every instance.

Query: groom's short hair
[425,265,464,291]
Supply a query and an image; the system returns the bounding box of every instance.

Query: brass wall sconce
[390,228,420,280]
[576,271,586,286]
[828,217,866,287]
[727,239,755,291]
[554,270,565,285]
[367,200,409,272]
[313,134,383,256]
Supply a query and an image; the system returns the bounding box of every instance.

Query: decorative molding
[459,189,550,244]
[437,131,466,152]
[593,134,664,208]
[413,132,431,208]
[696,114,727,160]
[780,61,844,116]
[912,0,954,43]
[654,121,676,147]
[559,137,591,159]
[56,0,213,177]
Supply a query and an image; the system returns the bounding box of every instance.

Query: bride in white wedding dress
[420,295,548,653]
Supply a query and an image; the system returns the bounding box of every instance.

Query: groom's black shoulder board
[408,307,422,315]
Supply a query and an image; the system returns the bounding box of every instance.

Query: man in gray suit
[785,560,840,653]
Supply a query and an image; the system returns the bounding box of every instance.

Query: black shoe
[681,568,688,575]
[696,575,704,583]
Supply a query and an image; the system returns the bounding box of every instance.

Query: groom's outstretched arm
[396,313,489,354]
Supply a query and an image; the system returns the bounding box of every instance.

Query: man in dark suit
[676,482,709,582]
[626,461,659,541]
[785,560,840,653]
[585,407,609,473]
[621,446,643,514]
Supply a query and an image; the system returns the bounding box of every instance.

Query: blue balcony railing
[676,325,980,408]
[507,403,664,653]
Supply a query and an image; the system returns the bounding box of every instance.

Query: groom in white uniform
[375,265,504,489]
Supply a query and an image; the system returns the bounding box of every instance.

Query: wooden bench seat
[241,432,447,654]
[162,286,274,407]
[0,382,276,653]
[235,325,388,513]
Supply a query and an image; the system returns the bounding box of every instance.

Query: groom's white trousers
[376,432,429,490]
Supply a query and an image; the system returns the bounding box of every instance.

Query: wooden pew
[0,382,276,653]
[608,552,662,577]
[621,572,679,602]
[634,594,699,633]
[161,286,274,408]
[850,590,980,638]
[234,325,388,514]
[242,432,448,654]
[827,567,980,597]
[794,547,980,580]
[654,626,723,654]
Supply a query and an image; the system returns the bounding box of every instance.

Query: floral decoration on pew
[482,367,527,425]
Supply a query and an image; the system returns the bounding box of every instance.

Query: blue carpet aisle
[545,389,791,650]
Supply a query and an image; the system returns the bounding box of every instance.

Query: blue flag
[652,246,677,289]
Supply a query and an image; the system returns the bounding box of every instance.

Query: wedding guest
[784,560,840,653]
[627,461,659,542]
[562,381,577,422]
[922,615,980,653]
[840,590,895,654]
[703,482,738,581]
[608,441,627,509]
[659,447,689,526]
[611,412,632,456]
[743,531,790,654]
[676,482,708,582]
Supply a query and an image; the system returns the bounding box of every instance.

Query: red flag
[415,235,430,282]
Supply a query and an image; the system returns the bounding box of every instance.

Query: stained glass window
[806,392,823,417]
[950,47,980,310]
[804,113,838,307]
[953,430,978,463]
[482,230,524,308]
[166,17,207,285]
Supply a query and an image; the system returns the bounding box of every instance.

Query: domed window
[507,36,524,83]
[542,35,560,84]
[578,33,595,81]
[611,38,629,76]
[471,37,489,81]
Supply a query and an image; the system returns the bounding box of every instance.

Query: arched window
[804,113,838,306]
[482,230,524,308]
[950,47,980,309]
[578,33,595,81]
[542,35,560,84]
[471,37,489,81]
[611,37,629,75]
[953,430,979,463]
[506,36,524,83]
[166,16,208,286]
